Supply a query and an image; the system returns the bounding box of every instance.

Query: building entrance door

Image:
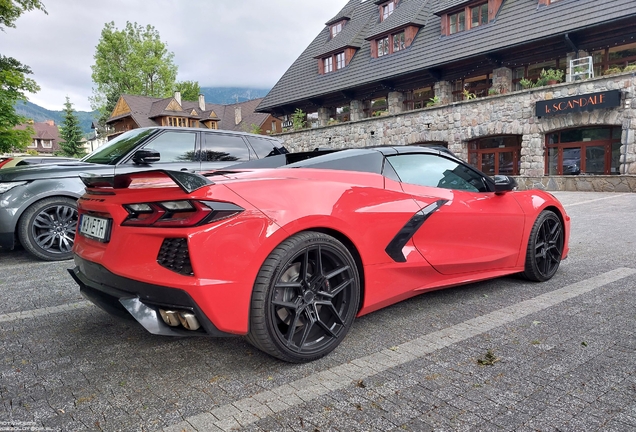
[468,136,521,175]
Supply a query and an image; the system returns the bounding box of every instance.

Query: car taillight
[122,200,244,228]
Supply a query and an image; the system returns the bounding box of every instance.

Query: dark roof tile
[432,0,470,15]
[325,0,357,25]
[257,0,636,112]
[366,0,429,40]
[316,6,376,57]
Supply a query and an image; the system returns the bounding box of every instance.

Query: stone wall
[277,72,636,191]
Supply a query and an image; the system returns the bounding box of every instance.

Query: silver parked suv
[0,126,286,261]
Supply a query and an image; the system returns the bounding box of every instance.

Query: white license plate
[79,214,111,242]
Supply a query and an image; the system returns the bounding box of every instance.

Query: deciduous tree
[0,0,46,152]
[0,56,40,152]
[175,80,201,102]
[90,21,178,126]
[58,97,85,157]
[0,0,46,30]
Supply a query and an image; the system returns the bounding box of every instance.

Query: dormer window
[449,11,465,34]
[323,57,333,73]
[374,30,406,58]
[393,32,405,52]
[336,52,346,69]
[319,50,353,74]
[445,2,489,35]
[378,36,389,57]
[378,0,397,21]
[330,20,346,38]
[470,4,488,28]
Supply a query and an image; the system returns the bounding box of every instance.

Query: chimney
[45,120,54,126]
[198,94,205,111]
[174,91,181,105]
[235,106,242,125]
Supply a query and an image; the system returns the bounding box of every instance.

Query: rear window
[201,133,250,161]
[246,136,283,159]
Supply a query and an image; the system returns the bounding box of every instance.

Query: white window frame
[336,52,346,70]
[323,56,333,73]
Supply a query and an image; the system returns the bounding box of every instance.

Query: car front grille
[157,238,194,276]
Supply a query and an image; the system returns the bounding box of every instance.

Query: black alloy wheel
[247,231,360,362]
[18,197,78,261]
[523,210,564,282]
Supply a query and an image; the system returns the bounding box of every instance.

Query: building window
[378,36,389,57]
[320,51,348,74]
[367,96,388,117]
[592,42,636,76]
[331,21,344,38]
[167,117,188,127]
[468,136,521,176]
[545,127,622,175]
[41,139,52,148]
[446,2,488,35]
[449,10,465,34]
[336,52,346,70]
[404,86,434,110]
[393,31,405,52]
[375,30,408,57]
[28,140,37,148]
[323,56,333,73]
[271,121,277,132]
[470,3,488,28]
[451,74,492,101]
[512,59,566,90]
[380,1,395,21]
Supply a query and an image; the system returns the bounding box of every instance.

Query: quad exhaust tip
[159,309,201,331]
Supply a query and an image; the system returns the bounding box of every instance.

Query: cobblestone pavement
[1,192,635,432]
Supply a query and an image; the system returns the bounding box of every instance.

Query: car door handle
[180,168,194,172]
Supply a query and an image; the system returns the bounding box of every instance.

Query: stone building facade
[275,72,636,192]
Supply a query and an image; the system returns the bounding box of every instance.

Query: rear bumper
[69,255,234,337]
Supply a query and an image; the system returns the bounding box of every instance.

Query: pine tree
[58,97,85,157]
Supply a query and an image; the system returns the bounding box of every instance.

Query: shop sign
[536,90,621,117]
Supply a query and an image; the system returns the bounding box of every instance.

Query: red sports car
[69,146,570,362]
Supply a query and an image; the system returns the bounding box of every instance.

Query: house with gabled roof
[256,0,636,191]
[13,120,62,154]
[106,93,282,139]
[107,93,221,137]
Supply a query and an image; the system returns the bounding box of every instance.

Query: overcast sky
[0,0,344,111]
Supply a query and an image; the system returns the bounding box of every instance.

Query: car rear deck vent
[157,238,194,276]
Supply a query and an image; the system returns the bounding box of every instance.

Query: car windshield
[81,129,156,165]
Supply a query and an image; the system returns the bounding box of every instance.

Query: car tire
[17,197,78,261]
[246,231,360,362]
[522,210,564,282]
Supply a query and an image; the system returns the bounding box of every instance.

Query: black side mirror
[493,175,518,194]
[132,149,160,164]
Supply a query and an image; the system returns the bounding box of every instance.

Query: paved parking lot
[1,192,635,432]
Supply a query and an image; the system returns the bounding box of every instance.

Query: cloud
[1,0,343,111]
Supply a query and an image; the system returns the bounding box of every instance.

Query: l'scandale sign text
[536,90,621,117]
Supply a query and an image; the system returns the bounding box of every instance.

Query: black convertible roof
[227,145,458,175]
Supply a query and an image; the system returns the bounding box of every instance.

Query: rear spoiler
[79,170,212,194]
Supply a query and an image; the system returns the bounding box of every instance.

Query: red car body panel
[73,162,570,336]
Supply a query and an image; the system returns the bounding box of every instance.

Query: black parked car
[0,126,286,261]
